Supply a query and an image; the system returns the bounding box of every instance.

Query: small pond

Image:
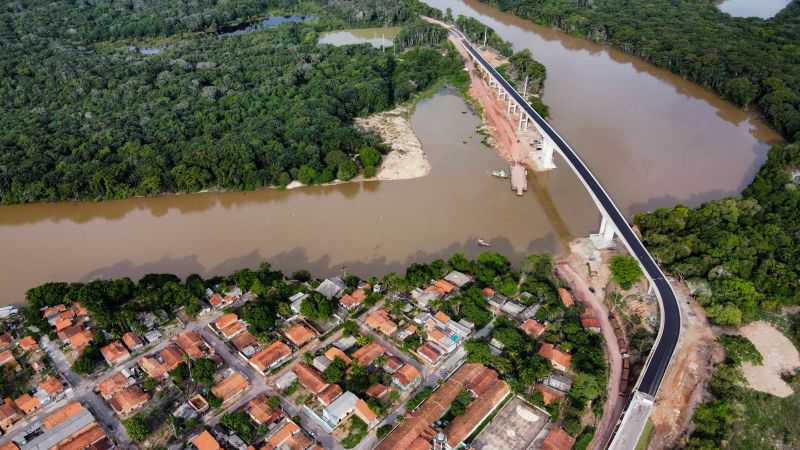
[318,26,402,48]
[716,0,791,19]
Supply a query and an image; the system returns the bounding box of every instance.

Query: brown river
[0,0,783,305]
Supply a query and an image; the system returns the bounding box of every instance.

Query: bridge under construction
[450,26,682,450]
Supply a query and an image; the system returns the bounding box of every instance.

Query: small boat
[491,170,508,178]
[477,238,491,247]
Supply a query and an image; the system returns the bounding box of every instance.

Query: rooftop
[558,288,575,307]
[541,427,576,450]
[100,341,130,364]
[538,343,572,369]
[284,323,316,347]
[393,364,422,388]
[293,363,329,394]
[121,331,144,351]
[472,396,549,450]
[351,341,385,366]
[193,430,221,450]
[211,371,250,402]
[98,372,132,399]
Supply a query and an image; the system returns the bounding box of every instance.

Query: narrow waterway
[0,93,596,305]
[0,1,784,305]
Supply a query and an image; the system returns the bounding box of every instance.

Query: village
[0,247,637,450]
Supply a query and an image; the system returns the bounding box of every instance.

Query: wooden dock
[510,161,527,196]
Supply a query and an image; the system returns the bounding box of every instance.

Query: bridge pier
[518,115,529,132]
[507,101,517,115]
[590,214,616,248]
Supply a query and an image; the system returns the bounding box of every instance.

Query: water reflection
[318,27,402,48]
[716,0,791,19]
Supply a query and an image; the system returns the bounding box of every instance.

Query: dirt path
[446,32,535,169]
[648,281,720,449]
[556,261,624,450]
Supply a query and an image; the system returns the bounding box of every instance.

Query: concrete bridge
[450,28,682,449]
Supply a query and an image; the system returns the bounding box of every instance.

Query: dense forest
[634,142,800,327]
[478,0,800,141]
[0,0,463,203]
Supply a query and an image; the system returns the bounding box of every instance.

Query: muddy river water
[0,0,783,305]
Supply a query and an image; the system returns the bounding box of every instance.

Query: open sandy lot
[739,321,800,397]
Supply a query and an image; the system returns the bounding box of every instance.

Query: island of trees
[0,0,464,203]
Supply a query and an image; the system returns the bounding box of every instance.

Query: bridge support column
[591,214,616,248]
[507,101,517,115]
[539,137,556,169]
[518,115,529,132]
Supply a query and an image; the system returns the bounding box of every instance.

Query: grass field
[730,382,800,449]
[635,419,655,450]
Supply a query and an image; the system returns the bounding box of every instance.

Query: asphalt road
[454,31,681,397]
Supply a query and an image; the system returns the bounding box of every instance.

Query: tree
[478,251,511,274]
[323,357,347,384]
[571,373,602,404]
[377,423,393,438]
[449,389,472,416]
[71,346,101,375]
[521,254,553,280]
[717,335,762,365]
[343,320,359,337]
[359,147,381,167]
[268,396,281,408]
[220,411,255,441]
[609,255,642,289]
[169,362,190,384]
[124,415,149,442]
[190,358,216,385]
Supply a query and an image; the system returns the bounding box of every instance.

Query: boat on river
[491,170,508,178]
[477,238,491,247]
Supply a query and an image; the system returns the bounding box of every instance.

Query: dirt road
[556,261,624,450]
[446,31,534,168]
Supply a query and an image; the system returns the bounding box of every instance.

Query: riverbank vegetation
[450,14,550,117]
[635,142,800,447]
[0,0,463,204]
[476,0,800,142]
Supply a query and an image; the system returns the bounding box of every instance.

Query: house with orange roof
[42,401,82,429]
[444,376,511,448]
[0,399,20,430]
[0,350,18,370]
[339,293,362,311]
[67,329,93,352]
[38,375,64,396]
[0,333,13,350]
[284,323,316,347]
[535,384,565,405]
[56,323,83,343]
[18,336,37,352]
[425,279,456,298]
[317,383,343,406]
[0,441,18,450]
[43,304,67,322]
[324,347,351,365]
[14,394,40,415]
[214,313,246,339]
[193,430,221,450]
[521,319,547,337]
[245,395,283,425]
[558,288,575,307]
[109,385,150,415]
[366,309,398,336]
[100,341,130,366]
[231,330,259,356]
[249,341,292,373]
[176,331,213,359]
[383,356,403,374]
[580,313,601,332]
[122,332,144,352]
[392,364,422,391]
[366,384,389,399]
[538,343,572,372]
[54,311,75,331]
[434,311,451,323]
[138,355,164,379]
[428,329,456,353]
[53,422,112,450]
[351,341,385,367]
[355,399,378,427]
[211,370,250,404]
[97,372,132,399]
[208,293,232,310]
[262,420,314,450]
[541,427,576,450]
[293,363,329,394]
[160,346,185,371]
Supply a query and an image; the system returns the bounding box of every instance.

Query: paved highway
[454,30,681,398]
